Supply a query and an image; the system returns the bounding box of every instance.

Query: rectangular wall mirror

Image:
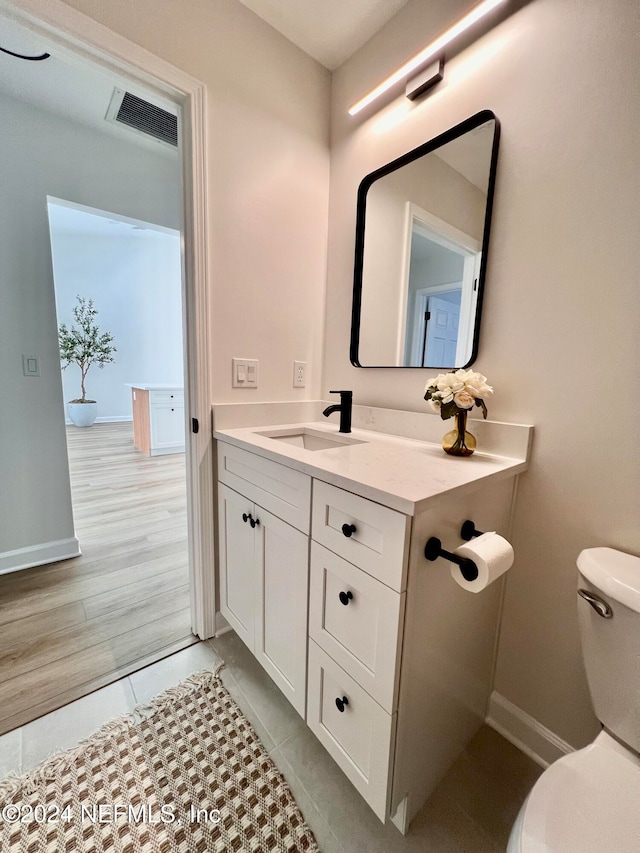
[350,110,500,369]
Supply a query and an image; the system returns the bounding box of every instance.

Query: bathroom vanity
[214,408,531,832]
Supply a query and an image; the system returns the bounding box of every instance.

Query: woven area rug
[0,668,319,852]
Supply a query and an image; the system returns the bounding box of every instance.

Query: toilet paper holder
[460,519,485,541]
[424,520,485,582]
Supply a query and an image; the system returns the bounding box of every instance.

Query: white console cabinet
[128,384,185,456]
[215,420,530,832]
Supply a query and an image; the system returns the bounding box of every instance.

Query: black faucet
[322,390,353,434]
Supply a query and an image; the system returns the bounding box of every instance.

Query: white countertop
[125,384,183,391]
[214,420,529,515]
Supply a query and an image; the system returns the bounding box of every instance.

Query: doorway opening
[0,4,212,735]
[400,204,481,367]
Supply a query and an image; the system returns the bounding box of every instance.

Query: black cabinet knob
[335,696,349,713]
[242,513,252,524]
[339,590,353,606]
[250,517,260,528]
[341,523,357,538]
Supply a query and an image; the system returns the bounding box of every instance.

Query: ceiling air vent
[106,88,178,148]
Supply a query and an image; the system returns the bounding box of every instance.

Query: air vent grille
[115,92,178,147]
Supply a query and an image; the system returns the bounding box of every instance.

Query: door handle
[578,589,613,619]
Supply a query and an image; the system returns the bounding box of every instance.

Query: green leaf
[439,400,458,421]
[475,398,488,419]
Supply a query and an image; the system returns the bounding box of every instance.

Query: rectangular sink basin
[256,427,366,452]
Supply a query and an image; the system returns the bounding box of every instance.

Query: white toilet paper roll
[451,532,514,593]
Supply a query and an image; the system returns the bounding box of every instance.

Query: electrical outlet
[293,361,306,388]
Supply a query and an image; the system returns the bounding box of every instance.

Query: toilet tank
[577,547,640,753]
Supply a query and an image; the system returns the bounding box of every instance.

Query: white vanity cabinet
[215,424,528,833]
[306,473,516,829]
[217,443,311,716]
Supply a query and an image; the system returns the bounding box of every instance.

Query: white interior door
[424,295,461,367]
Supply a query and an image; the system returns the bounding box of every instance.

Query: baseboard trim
[486,691,574,768]
[0,537,81,574]
[64,416,133,425]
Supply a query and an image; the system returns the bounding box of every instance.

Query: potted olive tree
[59,296,116,427]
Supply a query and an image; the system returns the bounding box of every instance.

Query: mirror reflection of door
[420,292,461,366]
[352,112,499,369]
[400,207,481,367]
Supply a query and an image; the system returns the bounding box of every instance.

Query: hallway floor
[0,634,542,852]
[0,422,194,735]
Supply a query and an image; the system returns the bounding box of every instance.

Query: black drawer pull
[335,696,349,713]
[250,517,260,528]
[242,513,252,524]
[339,590,353,606]
[341,523,357,538]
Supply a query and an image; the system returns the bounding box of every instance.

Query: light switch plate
[232,358,259,388]
[22,355,40,377]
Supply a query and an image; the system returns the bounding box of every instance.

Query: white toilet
[508,547,640,853]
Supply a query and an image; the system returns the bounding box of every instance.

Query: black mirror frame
[350,109,501,369]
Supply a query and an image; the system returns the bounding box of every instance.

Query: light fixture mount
[405,58,444,101]
[348,0,507,116]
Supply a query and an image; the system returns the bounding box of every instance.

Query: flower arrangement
[424,369,493,420]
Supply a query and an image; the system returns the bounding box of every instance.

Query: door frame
[2,0,216,638]
[398,202,481,367]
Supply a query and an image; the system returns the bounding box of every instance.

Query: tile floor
[0,633,542,851]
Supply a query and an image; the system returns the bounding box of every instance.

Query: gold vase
[442,410,476,457]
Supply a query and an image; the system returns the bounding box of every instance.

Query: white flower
[424,369,493,420]
[460,370,493,398]
[453,390,475,409]
[436,373,464,394]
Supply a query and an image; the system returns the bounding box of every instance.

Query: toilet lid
[520,732,640,853]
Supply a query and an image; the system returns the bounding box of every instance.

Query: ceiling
[235,0,411,69]
[47,201,180,238]
[0,0,416,154]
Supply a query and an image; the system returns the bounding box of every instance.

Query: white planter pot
[67,401,98,427]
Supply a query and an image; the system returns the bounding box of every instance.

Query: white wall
[49,207,183,421]
[325,0,640,750]
[57,0,331,406]
[0,90,181,567]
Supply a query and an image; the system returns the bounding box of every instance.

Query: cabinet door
[218,484,256,651]
[150,403,185,453]
[254,506,309,718]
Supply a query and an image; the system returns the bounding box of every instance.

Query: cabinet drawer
[311,480,409,591]
[218,442,311,533]
[307,640,394,821]
[149,389,183,405]
[309,543,404,713]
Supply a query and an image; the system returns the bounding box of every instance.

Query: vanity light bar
[348,0,508,116]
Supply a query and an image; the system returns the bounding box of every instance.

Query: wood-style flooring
[0,422,195,735]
